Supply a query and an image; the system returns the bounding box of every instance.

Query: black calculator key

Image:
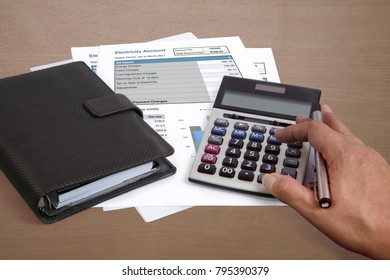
[257,173,266,184]
[257,174,263,183]
[288,141,303,149]
[211,126,226,136]
[238,170,254,181]
[249,132,264,142]
[208,135,223,145]
[198,163,216,174]
[270,127,281,135]
[247,141,262,151]
[281,167,297,178]
[285,147,301,158]
[265,144,280,154]
[244,150,259,161]
[260,163,276,173]
[231,129,246,139]
[267,135,281,145]
[219,167,235,178]
[229,138,244,148]
[283,157,299,168]
[262,153,278,164]
[222,157,238,167]
[214,118,229,127]
[252,124,267,133]
[241,160,257,171]
[226,147,241,158]
[234,122,249,130]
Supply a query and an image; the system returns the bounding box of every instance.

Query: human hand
[262,105,390,259]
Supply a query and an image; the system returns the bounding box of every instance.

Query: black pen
[312,105,331,208]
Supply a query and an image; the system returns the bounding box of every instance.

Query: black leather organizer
[0,62,176,223]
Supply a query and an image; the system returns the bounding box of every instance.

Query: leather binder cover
[0,62,176,223]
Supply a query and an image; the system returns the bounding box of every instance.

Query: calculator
[188,76,321,195]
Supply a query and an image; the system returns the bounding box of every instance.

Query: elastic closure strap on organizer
[83,94,143,118]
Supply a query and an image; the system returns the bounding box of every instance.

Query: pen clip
[312,164,319,202]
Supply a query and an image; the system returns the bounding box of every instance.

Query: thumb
[262,173,317,212]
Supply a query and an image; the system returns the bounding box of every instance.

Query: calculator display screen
[222,90,312,117]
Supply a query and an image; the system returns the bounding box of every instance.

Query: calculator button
[205,143,220,154]
[283,157,299,168]
[214,118,229,127]
[246,141,262,151]
[244,150,260,161]
[231,129,246,139]
[225,147,241,158]
[265,144,280,155]
[211,126,226,136]
[285,147,301,158]
[208,135,223,145]
[241,160,257,171]
[281,167,297,179]
[201,153,217,164]
[288,141,303,149]
[270,127,281,135]
[267,135,282,145]
[222,157,238,167]
[257,173,265,184]
[252,124,267,133]
[219,167,235,178]
[260,163,276,173]
[238,170,254,181]
[262,153,278,164]
[229,138,244,148]
[249,132,264,142]
[234,122,249,130]
[198,163,216,174]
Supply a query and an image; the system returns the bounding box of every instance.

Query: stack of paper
[32,32,315,223]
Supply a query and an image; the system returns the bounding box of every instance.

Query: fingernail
[322,104,333,114]
[262,174,277,192]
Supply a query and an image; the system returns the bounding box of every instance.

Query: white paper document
[71,32,198,72]
[48,162,154,209]
[135,206,192,222]
[93,38,286,209]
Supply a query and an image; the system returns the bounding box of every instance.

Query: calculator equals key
[189,76,321,197]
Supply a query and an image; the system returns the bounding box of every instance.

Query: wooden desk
[1,0,389,259]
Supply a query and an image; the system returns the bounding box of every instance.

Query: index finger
[275,120,347,162]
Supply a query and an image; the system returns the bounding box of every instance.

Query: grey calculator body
[188,76,321,196]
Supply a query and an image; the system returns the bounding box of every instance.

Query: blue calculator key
[267,135,281,145]
[211,126,226,136]
[249,132,264,142]
[231,129,246,139]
